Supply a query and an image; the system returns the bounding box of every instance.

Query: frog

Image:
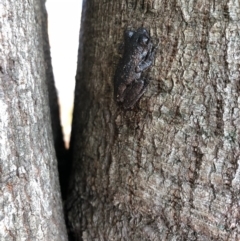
[114,27,155,109]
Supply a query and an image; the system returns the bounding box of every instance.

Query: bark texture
[67,0,240,240]
[0,0,67,240]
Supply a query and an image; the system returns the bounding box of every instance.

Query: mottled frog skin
[114,28,155,109]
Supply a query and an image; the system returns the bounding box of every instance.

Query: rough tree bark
[67,0,240,240]
[0,0,67,240]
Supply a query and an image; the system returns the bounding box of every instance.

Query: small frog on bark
[114,28,155,109]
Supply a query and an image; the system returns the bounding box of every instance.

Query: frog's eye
[138,35,149,45]
[127,30,135,38]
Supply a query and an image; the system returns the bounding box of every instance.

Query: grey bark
[67,0,240,240]
[0,0,67,240]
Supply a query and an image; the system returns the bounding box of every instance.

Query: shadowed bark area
[67,0,240,240]
[0,0,67,240]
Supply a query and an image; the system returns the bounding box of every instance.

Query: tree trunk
[0,0,67,240]
[67,0,240,240]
